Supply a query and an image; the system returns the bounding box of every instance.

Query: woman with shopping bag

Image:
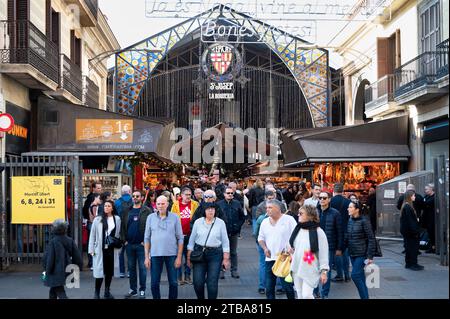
[289,205,329,299]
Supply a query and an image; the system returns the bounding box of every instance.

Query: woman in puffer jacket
[344,201,376,299]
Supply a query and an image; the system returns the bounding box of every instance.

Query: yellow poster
[11,176,66,224]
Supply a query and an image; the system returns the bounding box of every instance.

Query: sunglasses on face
[132,195,141,198]
[319,197,329,200]
[226,192,234,195]
[204,195,215,199]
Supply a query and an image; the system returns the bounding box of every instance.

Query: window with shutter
[377,38,389,79]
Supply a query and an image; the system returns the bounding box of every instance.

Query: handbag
[106,235,123,249]
[190,219,215,263]
[272,251,291,278]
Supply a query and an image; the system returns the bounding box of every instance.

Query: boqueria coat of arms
[202,43,242,82]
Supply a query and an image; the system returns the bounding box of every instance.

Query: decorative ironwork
[436,38,449,79]
[365,74,395,111]
[0,20,59,84]
[61,54,83,101]
[115,5,330,127]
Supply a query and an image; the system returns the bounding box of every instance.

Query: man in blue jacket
[115,185,133,278]
[330,183,352,282]
[217,187,246,279]
[315,191,343,299]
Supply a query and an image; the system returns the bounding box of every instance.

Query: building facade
[334,0,449,172]
[0,0,120,157]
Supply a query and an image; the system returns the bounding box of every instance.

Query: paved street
[0,223,448,299]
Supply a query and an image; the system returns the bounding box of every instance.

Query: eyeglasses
[319,197,329,200]
[226,192,234,195]
[204,195,215,199]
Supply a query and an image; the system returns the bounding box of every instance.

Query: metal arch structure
[115,4,331,127]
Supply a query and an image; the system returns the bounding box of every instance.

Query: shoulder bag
[190,219,215,263]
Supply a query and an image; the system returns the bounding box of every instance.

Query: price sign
[11,176,66,224]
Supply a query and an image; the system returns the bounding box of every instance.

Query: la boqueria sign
[37,97,174,157]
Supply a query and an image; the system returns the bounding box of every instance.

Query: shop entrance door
[0,155,83,270]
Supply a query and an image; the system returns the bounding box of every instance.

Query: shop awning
[280,116,411,166]
[36,97,175,159]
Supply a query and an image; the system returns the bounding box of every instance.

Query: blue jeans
[119,246,126,275]
[150,256,178,299]
[126,244,147,292]
[335,248,350,279]
[351,257,369,299]
[192,246,223,299]
[177,236,191,279]
[252,207,258,235]
[257,244,266,290]
[314,250,335,298]
[265,260,295,299]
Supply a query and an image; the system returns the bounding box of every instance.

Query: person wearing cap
[258,199,297,299]
[187,202,230,299]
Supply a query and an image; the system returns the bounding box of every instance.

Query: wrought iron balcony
[364,74,400,117]
[436,39,449,81]
[60,54,83,101]
[394,50,448,104]
[0,20,59,88]
[84,76,100,108]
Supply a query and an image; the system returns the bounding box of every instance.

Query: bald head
[156,195,169,214]
[406,184,416,191]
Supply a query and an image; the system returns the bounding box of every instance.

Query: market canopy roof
[280,116,411,166]
[36,97,175,159]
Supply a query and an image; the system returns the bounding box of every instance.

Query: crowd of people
[42,177,436,300]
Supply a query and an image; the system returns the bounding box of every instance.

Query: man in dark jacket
[366,187,377,233]
[423,184,436,253]
[121,190,153,299]
[247,180,266,231]
[43,219,82,299]
[330,183,351,282]
[315,191,343,299]
[217,187,246,279]
[282,184,295,206]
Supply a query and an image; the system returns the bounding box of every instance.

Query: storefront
[280,116,411,200]
[34,97,175,199]
[5,102,31,156]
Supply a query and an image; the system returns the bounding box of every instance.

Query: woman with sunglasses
[89,200,121,299]
[344,201,376,299]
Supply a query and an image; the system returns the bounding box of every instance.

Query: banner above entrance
[37,97,175,158]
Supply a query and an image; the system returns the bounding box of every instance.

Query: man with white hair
[194,188,204,203]
[115,185,133,278]
[258,199,297,299]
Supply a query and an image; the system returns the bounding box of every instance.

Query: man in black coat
[315,191,343,299]
[217,187,246,279]
[366,188,377,233]
[43,219,83,299]
[330,183,351,282]
[423,184,436,253]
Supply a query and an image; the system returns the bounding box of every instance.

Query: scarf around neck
[289,221,320,253]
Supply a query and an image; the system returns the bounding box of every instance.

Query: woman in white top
[187,202,230,299]
[88,200,121,299]
[289,205,329,299]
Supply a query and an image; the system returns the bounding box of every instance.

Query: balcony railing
[394,51,447,97]
[365,74,395,110]
[85,0,99,19]
[436,38,449,79]
[84,76,99,108]
[0,20,59,84]
[61,54,83,101]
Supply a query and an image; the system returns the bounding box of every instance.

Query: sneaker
[139,291,146,299]
[124,290,138,299]
[258,288,266,294]
[90,267,94,271]
[127,272,130,278]
[231,271,240,279]
[184,275,192,285]
[344,276,351,282]
[409,264,424,271]
[119,273,125,278]
[331,276,344,282]
[178,277,185,285]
